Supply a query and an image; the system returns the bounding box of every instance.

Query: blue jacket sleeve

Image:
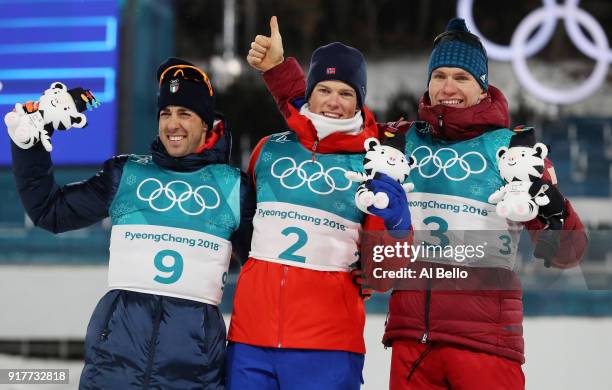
[11,141,127,233]
[230,171,255,264]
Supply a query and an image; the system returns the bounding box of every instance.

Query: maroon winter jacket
[263,58,587,364]
[382,89,587,364]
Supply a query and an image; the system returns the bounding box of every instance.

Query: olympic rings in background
[457,0,610,104]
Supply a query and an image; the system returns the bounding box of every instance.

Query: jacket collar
[417,85,510,141]
[151,114,232,172]
[285,102,379,153]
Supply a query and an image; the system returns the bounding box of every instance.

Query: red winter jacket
[227,58,382,353]
[264,58,587,364]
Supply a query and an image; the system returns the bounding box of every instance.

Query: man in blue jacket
[8,57,254,389]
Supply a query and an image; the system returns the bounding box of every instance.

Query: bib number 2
[153,249,184,284]
[278,227,308,263]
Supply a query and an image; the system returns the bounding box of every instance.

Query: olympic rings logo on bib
[136,178,220,215]
[270,157,352,195]
[457,0,610,104]
[410,146,487,181]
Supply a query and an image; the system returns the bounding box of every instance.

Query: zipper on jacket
[99,293,121,341]
[311,140,319,162]
[142,297,164,390]
[421,280,432,343]
[383,311,391,349]
[406,342,435,383]
[437,114,444,131]
[277,266,288,348]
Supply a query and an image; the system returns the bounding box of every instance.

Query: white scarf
[299,104,364,140]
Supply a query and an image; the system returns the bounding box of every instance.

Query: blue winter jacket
[11,117,255,390]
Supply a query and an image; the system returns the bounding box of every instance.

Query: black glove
[531,179,566,267]
[531,178,565,221]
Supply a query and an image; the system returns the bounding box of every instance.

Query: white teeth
[169,136,184,141]
[440,99,461,105]
[323,112,341,118]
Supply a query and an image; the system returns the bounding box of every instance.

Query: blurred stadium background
[0,0,611,388]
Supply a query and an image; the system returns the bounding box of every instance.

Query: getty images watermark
[358,229,529,291]
[370,241,487,280]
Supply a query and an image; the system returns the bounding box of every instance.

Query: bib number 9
[153,249,184,284]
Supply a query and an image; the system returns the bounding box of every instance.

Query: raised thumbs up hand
[247,16,284,72]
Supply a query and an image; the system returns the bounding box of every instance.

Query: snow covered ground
[2,266,612,389]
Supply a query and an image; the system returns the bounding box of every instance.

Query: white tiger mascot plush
[4,82,99,152]
[345,132,415,214]
[488,128,550,222]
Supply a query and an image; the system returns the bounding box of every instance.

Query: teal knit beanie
[428,18,488,91]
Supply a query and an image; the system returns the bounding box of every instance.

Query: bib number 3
[153,249,184,284]
[423,216,449,247]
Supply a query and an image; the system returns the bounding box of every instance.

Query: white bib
[108,224,232,305]
[408,192,520,269]
[249,202,361,271]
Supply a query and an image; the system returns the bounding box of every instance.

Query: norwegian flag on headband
[326,67,336,75]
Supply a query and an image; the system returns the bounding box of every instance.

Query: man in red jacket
[244,16,587,390]
[226,16,409,389]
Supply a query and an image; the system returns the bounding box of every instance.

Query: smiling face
[428,67,487,108]
[158,105,208,157]
[308,80,358,119]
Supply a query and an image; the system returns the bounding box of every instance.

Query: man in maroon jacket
[380,19,586,390]
[246,16,587,390]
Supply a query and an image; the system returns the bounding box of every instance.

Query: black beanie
[305,42,367,108]
[68,88,100,113]
[382,130,406,151]
[509,128,536,147]
[157,57,215,130]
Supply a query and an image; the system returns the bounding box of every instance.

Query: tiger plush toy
[345,131,415,214]
[489,128,567,267]
[4,82,99,152]
[488,128,550,222]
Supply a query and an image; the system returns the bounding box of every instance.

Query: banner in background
[0,0,119,165]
